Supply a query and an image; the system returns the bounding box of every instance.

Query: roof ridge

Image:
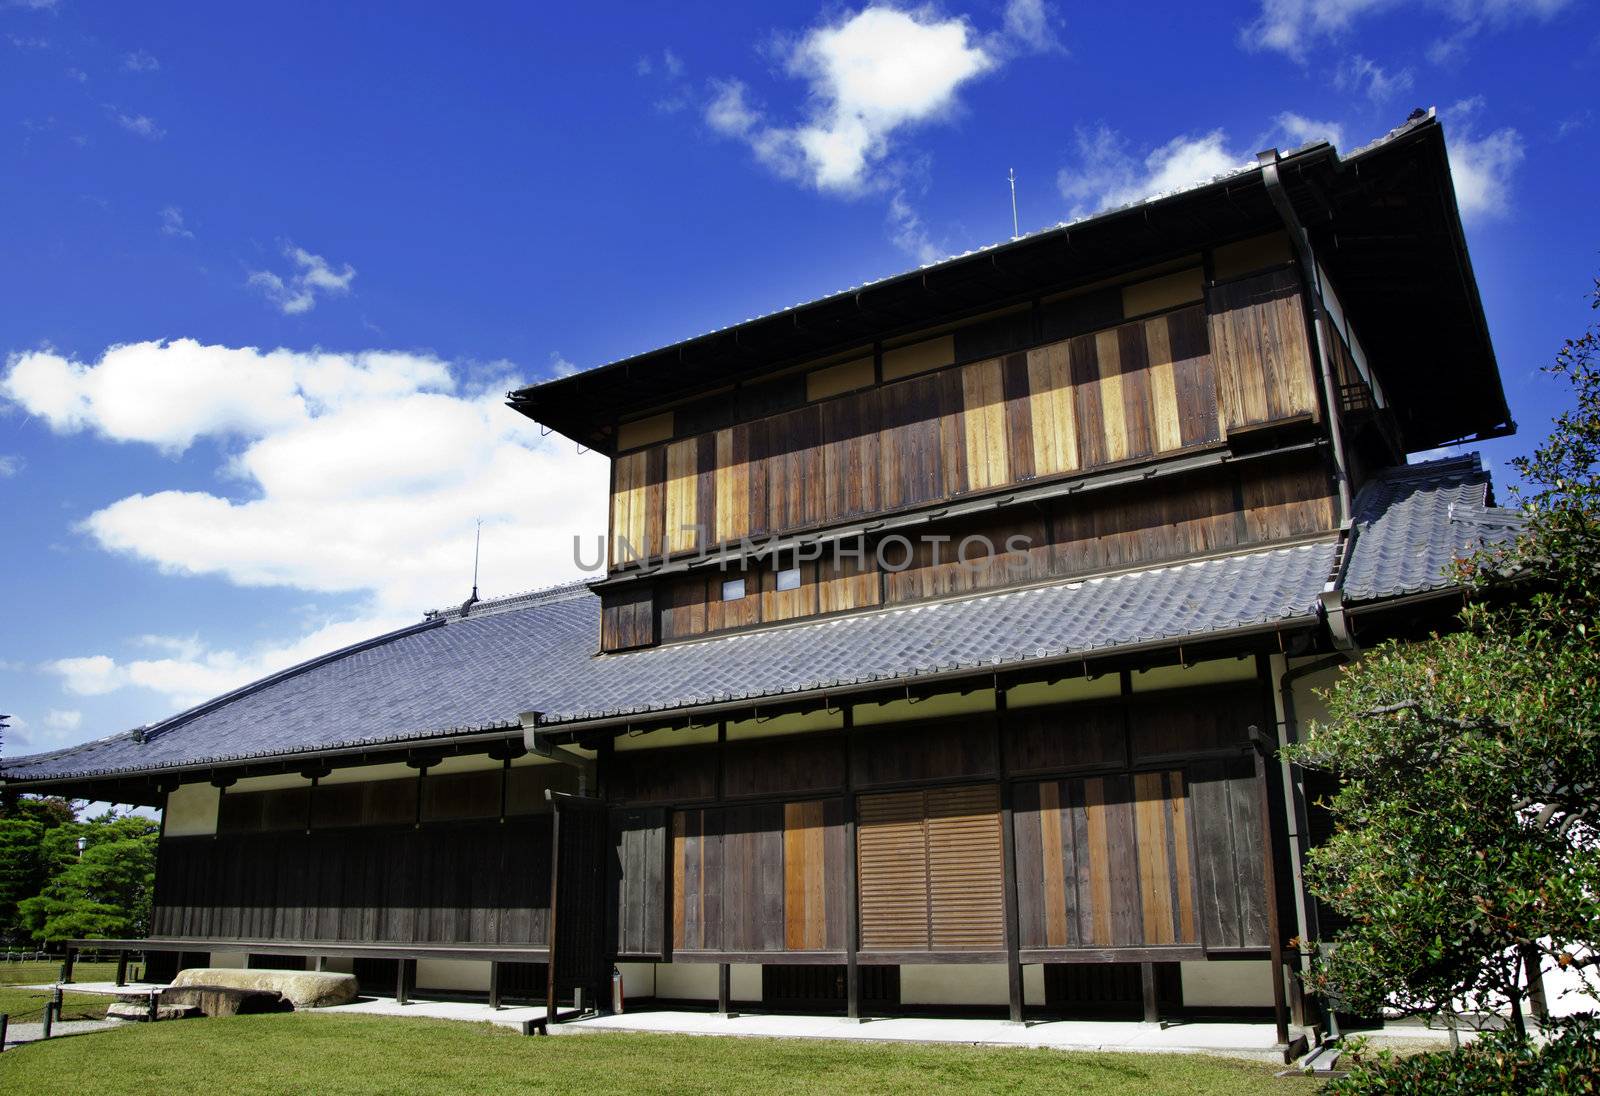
[423,578,593,622]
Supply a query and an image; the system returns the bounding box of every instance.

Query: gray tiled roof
[1343,454,1523,602]
[2,454,1512,783]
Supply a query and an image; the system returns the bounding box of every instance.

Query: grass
[0,960,136,1023]
[0,1011,1322,1095]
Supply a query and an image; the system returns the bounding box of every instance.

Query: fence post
[41,994,55,1039]
[1,1012,8,1052]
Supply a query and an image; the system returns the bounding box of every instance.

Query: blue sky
[1,0,1596,759]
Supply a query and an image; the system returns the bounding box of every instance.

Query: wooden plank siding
[639,451,1336,644]
[671,798,847,956]
[153,817,554,947]
[606,274,1317,567]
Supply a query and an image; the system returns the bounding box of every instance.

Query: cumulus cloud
[122,49,159,72]
[1057,113,1345,218]
[159,205,193,239]
[1443,97,1524,221]
[248,245,356,315]
[1241,0,1572,61]
[706,6,996,193]
[4,339,608,713]
[1335,54,1413,102]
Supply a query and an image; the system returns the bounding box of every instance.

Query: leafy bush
[1325,1014,1600,1095]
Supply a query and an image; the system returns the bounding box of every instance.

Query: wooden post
[1140,963,1159,1024]
[842,705,861,1021]
[1252,729,1292,1046]
[0,1011,8,1052]
[717,963,731,1017]
[545,800,563,1023]
[489,961,502,1010]
[115,951,128,987]
[395,958,412,1005]
[60,946,75,984]
[996,687,1025,1024]
[1522,944,1550,1025]
[315,956,328,972]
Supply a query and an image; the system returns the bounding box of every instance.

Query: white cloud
[45,709,82,731]
[1443,98,1523,221]
[1274,111,1344,148]
[999,0,1063,54]
[1056,114,1347,218]
[106,107,165,140]
[1335,54,1413,102]
[122,49,159,72]
[7,339,609,712]
[159,205,193,239]
[1242,0,1572,61]
[886,190,944,264]
[0,453,22,477]
[8,33,49,49]
[248,245,356,315]
[64,66,86,83]
[1057,125,1248,218]
[707,6,995,193]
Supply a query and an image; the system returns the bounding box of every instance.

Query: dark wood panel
[723,734,846,799]
[154,818,553,948]
[1006,701,1126,774]
[1128,684,1258,760]
[850,718,998,788]
[608,744,716,805]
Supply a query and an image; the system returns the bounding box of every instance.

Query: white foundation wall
[165,783,220,837]
[900,963,1009,1006]
[1179,960,1274,1008]
[649,963,762,1002]
[415,959,491,992]
[616,962,656,1001]
[208,950,248,969]
[1023,963,1046,1006]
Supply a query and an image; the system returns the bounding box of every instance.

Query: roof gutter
[1259,149,1354,527]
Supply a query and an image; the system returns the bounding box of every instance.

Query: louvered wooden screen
[857,784,1004,953]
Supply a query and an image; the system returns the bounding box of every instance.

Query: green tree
[0,796,77,944]
[1291,279,1600,1038]
[17,810,159,944]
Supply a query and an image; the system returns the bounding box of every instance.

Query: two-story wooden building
[1,113,1519,1037]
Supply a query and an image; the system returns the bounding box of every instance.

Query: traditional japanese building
[0,112,1520,1035]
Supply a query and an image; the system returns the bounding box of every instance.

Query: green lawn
[0,960,134,1023]
[0,1012,1321,1095]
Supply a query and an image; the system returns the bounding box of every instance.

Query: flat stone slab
[170,968,358,1010]
[106,1000,197,1022]
[160,985,290,1018]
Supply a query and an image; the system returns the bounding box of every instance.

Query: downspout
[1259,149,1353,526]
[520,710,596,795]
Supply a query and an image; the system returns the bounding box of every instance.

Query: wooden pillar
[115,951,128,987]
[1523,944,1550,1025]
[1252,727,1292,1045]
[489,961,503,1010]
[395,958,413,1005]
[842,705,861,1021]
[314,956,328,972]
[996,686,1024,1024]
[717,963,732,1016]
[1140,963,1159,1024]
[60,946,75,984]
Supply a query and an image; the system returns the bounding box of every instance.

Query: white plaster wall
[615,962,656,1002]
[653,963,719,1001]
[164,783,220,837]
[899,963,1009,1006]
[415,959,491,992]
[1023,963,1046,1006]
[231,773,312,793]
[730,963,761,1002]
[1179,960,1274,1008]
[1131,657,1256,693]
[208,950,248,970]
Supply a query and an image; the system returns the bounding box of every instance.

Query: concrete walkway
[3,1018,121,1048]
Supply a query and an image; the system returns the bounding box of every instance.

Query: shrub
[1325,1014,1600,1095]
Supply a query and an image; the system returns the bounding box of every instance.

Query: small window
[775,567,801,592]
[721,577,746,601]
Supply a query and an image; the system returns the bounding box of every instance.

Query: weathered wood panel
[154,817,553,946]
[1189,757,1270,949]
[1015,771,1197,950]
[850,718,998,788]
[671,798,845,954]
[1207,268,1317,432]
[611,806,667,958]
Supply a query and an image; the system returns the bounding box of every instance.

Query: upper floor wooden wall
[608,260,1317,570]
